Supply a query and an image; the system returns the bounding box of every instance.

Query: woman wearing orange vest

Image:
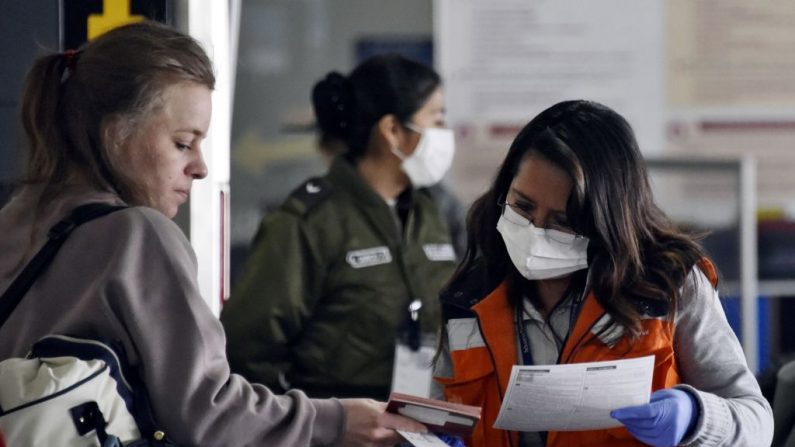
[432,100,773,447]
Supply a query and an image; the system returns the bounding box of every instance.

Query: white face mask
[391,123,455,187]
[496,205,589,280]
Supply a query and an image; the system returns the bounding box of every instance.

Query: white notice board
[433,0,665,204]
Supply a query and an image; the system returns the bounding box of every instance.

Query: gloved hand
[610,388,699,447]
[400,432,465,447]
[435,433,465,447]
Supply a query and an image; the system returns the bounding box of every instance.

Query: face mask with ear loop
[390,123,455,187]
[496,204,590,280]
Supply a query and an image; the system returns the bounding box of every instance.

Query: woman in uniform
[222,54,458,400]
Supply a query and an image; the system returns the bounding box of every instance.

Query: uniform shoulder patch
[282,177,334,216]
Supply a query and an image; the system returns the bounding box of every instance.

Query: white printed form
[493,355,654,432]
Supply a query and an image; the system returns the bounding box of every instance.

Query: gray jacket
[0,184,344,446]
[774,360,795,447]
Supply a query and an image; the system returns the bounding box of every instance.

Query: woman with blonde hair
[0,21,424,446]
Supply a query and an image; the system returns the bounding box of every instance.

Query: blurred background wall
[229,0,433,247]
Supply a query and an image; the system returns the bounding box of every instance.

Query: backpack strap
[0,203,127,329]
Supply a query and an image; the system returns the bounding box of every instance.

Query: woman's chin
[154,202,179,219]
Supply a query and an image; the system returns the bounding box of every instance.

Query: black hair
[311,54,441,162]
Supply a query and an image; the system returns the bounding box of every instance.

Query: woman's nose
[189,150,208,180]
[529,211,546,229]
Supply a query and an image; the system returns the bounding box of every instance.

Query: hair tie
[60,49,80,84]
[312,72,354,138]
[63,49,79,69]
[63,49,77,69]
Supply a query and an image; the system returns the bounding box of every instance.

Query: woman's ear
[376,114,402,149]
[101,116,122,157]
[100,115,130,173]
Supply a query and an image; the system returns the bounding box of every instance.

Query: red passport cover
[386,392,482,437]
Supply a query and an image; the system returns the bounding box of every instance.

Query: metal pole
[740,156,758,372]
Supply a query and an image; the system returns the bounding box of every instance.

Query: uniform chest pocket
[422,243,456,262]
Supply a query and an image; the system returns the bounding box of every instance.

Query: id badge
[391,335,436,398]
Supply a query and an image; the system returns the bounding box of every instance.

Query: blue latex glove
[435,433,465,447]
[400,432,465,447]
[610,388,699,447]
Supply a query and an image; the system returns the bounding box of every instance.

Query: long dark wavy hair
[455,100,707,335]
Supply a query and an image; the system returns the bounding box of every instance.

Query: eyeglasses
[498,201,584,243]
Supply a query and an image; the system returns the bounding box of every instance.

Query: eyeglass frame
[497,199,585,240]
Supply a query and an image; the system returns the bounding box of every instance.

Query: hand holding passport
[386,392,481,438]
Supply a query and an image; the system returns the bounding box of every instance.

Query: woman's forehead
[509,154,572,211]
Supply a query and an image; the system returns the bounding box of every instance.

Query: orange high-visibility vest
[435,259,718,447]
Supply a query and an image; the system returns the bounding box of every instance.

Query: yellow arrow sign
[87,0,144,40]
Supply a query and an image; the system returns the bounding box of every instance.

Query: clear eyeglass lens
[501,203,531,226]
[501,203,579,243]
[544,226,580,244]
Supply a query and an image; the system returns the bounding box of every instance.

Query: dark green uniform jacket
[221,158,457,399]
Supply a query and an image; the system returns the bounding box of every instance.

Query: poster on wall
[434,0,665,204]
[434,0,793,374]
[666,0,795,213]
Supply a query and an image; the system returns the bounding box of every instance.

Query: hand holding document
[494,355,654,432]
[386,392,481,437]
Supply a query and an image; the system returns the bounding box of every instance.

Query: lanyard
[514,294,584,366]
[514,301,535,366]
